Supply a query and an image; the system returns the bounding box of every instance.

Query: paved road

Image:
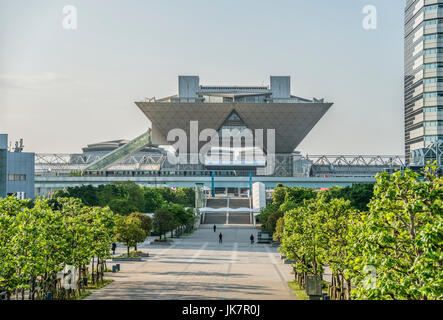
[85,225,296,300]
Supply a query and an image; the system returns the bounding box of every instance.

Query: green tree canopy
[152,207,176,239]
[115,215,147,255]
[143,188,164,213]
[129,212,153,236]
[349,166,443,300]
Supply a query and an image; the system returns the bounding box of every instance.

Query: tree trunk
[77,265,82,297]
[91,257,95,285]
[96,257,100,285]
[346,278,352,300]
[331,275,337,300]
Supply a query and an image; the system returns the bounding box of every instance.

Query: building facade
[405,0,443,164]
[135,75,333,173]
[0,134,35,199]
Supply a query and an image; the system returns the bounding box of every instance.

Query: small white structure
[252,182,266,226]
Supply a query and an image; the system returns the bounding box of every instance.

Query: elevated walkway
[84,130,152,171]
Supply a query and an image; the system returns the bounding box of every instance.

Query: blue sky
[0,0,405,154]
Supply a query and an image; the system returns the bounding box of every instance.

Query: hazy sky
[0,0,405,155]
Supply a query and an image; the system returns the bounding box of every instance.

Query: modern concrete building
[32,75,408,197]
[405,0,443,164]
[136,75,332,155]
[0,134,35,199]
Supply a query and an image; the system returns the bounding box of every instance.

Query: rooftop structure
[136,75,332,155]
[154,75,322,104]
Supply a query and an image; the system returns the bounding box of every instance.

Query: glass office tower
[405,0,443,164]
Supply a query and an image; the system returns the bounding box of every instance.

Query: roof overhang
[135,102,333,154]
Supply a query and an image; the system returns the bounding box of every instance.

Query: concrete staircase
[203,212,227,225]
[229,198,251,209]
[205,198,228,209]
[228,212,251,224]
[202,197,252,225]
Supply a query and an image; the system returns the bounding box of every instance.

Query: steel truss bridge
[35,153,167,175]
[34,153,409,198]
[35,153,405,177]
[305,155,405,167]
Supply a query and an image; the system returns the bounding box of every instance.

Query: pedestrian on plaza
[219,232,223,244]
[111,242,116,255]
[250,234,254,244]
[213,225,216,232]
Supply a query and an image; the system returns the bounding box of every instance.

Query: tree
[154,187,175,203]
[109,198,139,216]
[65,185,100,206]
[263,210,283,233]
[97,184,128,207]
[345,183,374,211]
[123,181,145,212]
[164,203,194,236]
[272,185,288,207]
[143,188,164,212]
[273,217,285,243]
[318,184,374,211]
[0,196,117,300]
[316,198,359,300]
[152,207,176,240]
[129,212,153,236]
[284,187,316,204]
[173,188,195,207]
[114,215,146,255]
[281,199,324,288]
[349,165,443,300]
[257,203,278,226]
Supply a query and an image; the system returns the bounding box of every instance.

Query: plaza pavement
[85,224,297,300]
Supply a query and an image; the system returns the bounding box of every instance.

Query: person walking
[219,232,223,244]
[111,242,116,255]
[250,234,254,244]
[213,225,216,232]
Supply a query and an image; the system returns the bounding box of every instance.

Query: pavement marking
[89,228,298,300]
[272,263,296,298]
[220,262,232,300]
[189,242,209,263]
[133,243,178,272]
[264,244,278,265]
[221,242,238,299]
[265,245,294,298]
[155,242,209,300]
[231,242,238,263]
